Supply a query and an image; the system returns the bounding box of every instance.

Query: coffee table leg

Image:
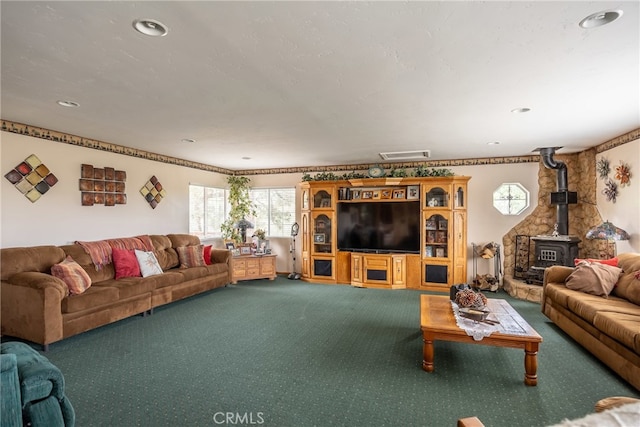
[422,333,434,372]
[524,342,539,386]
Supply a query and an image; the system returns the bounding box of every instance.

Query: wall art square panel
[80,164,126,206]
[140,175,166,209]
[4,154,58,203]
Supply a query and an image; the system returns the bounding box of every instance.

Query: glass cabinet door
[424,185,450,209]
[454,185,466,209]
[312,213,333,254]
[312,189,333,209]
[424,213,449,259]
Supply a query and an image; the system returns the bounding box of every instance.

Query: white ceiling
[1,1,639,171]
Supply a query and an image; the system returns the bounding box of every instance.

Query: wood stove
[525,235,580,284]
[524,147,581,284]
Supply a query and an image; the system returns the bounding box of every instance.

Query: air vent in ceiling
[379,150,431,161]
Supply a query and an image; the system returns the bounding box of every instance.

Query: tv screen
[337,201,421,253]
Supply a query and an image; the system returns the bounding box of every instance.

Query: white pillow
[134,249,163,277]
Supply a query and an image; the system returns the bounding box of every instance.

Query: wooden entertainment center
[299,176,470,291]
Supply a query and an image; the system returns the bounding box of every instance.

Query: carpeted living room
[2,2,639,427]
[12,278,636,426]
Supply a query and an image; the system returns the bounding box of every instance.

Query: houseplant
[220,176,256,244]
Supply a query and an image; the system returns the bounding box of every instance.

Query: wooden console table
[230,254,277,284]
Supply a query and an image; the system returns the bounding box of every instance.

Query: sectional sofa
[1,234,230,350]
[541,252,640,391]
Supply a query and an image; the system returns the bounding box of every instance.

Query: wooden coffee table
[420,294,542,386]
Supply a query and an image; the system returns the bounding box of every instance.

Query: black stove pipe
[539,147,569,235]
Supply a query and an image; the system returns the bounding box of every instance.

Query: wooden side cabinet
[230,255,277,284]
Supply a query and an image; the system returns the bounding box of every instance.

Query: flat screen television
[337,201,421,254]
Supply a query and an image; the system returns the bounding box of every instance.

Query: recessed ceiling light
[579,10,623,29]
[132,19,168,37]
[487,141,500,146]
[56,100,80,108]
[511,107,531,114]
[180,138,196,143]
[242,157,251,160]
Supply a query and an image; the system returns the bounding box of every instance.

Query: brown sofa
[541,252,640,391]
[1,234,230,350]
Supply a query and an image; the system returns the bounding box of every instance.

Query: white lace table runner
[451,300,529,341]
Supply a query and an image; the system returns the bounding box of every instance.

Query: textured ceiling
[1,1,638,171]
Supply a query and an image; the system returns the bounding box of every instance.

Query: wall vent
[379,150,431,160]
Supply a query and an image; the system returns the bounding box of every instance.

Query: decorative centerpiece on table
[455,288,488,309]
[454,288,492,322]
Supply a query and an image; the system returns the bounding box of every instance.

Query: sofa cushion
[611,253,640,305]
[167,234,201,248]
[112,248,141,279]
[566,292,639,324]
[93,278,154,299]
[177,266,210,281]
[149,235,179,270]
[135,250,163,277]
[565,261,621,297]
[140,271,184,289]
[61,285,119,313]
[593,311,640,354]
[176,245,206,268]
[60,244,116,284]
[51,256,92,295]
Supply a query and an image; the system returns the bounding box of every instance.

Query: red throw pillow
[574,257,618,267]
[112,248,141,279]
[203,245,213,265]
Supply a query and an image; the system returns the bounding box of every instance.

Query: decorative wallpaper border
[1,121,233,176]
[236,155,543,177]
[2,120,638,177]
[596,128,640,153]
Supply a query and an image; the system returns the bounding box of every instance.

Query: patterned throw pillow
[51,255,92,295]
[176,245,206,268]
[134,250,163,277]
[112,248,141,279]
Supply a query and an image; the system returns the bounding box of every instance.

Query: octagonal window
[493,183,529,215]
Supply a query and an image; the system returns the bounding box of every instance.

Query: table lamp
[585,220,630,258]
[234,218,254,243]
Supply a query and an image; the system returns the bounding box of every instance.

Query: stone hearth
[503,275,543,303]
[500,148,612,303]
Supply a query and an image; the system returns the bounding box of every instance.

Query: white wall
[1,132,226,246]
[595,138,640,254]
[3,131,637,279]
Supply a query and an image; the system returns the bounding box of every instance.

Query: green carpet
[37,278,639,426]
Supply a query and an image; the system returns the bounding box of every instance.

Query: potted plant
[220,176,256,244]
